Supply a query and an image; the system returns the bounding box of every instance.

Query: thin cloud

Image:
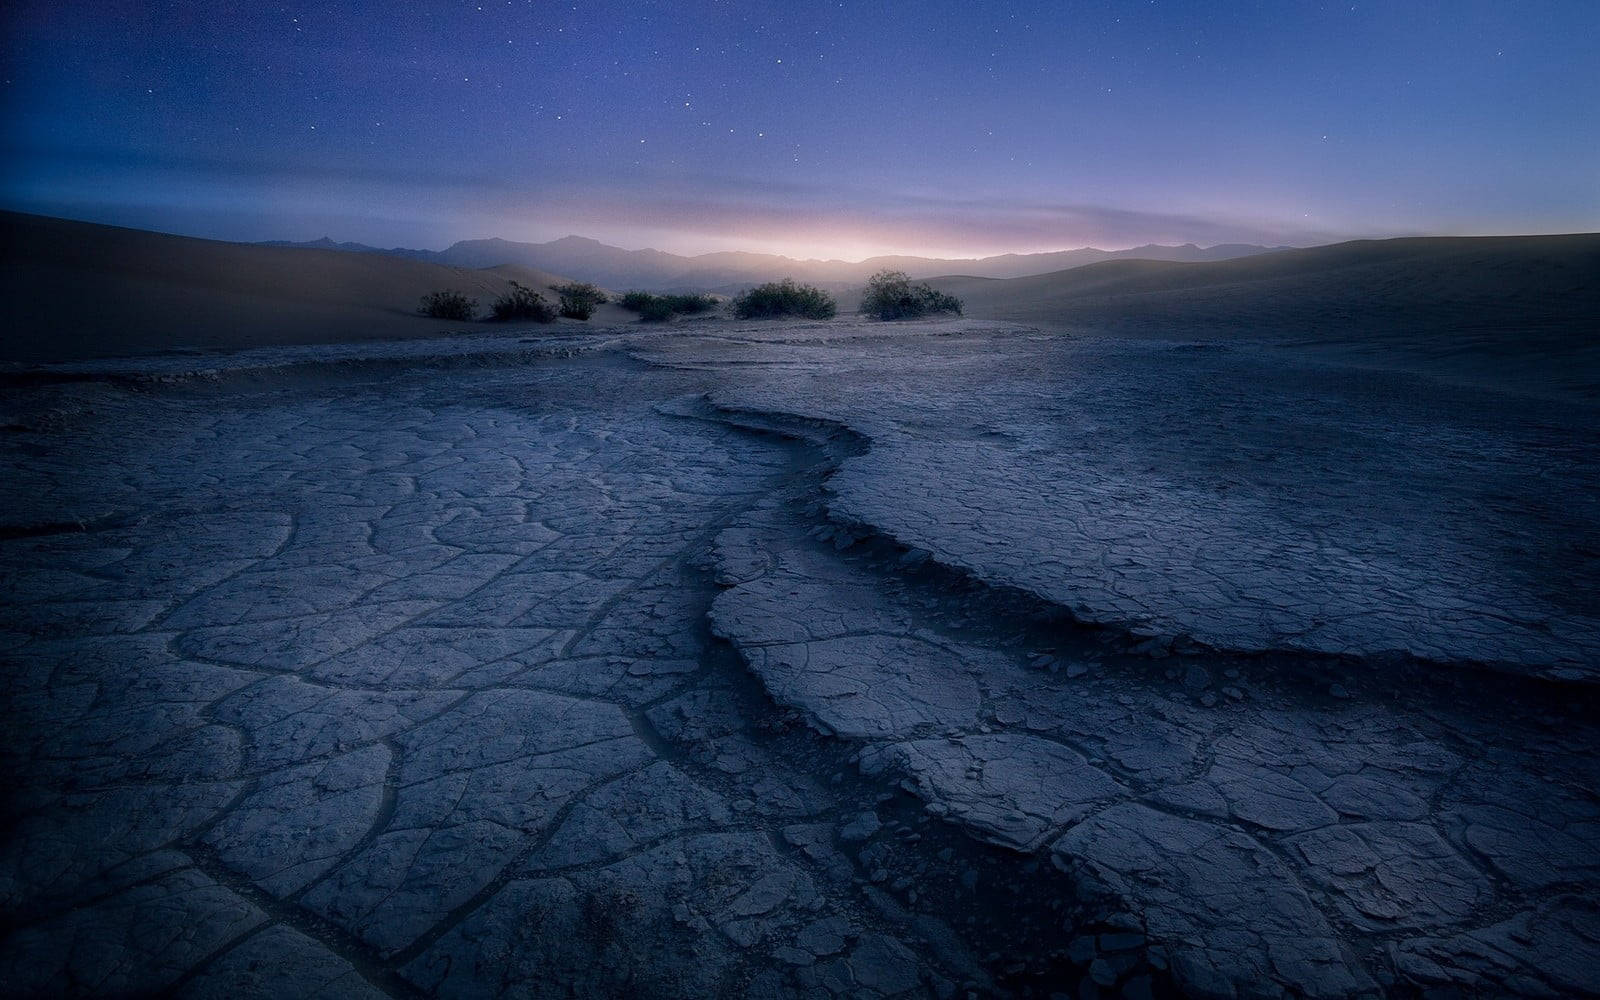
[496,178,1353,255]
[2,144,1357,254]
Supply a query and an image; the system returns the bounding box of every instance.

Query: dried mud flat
[2,319,1597,999]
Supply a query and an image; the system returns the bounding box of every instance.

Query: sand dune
[933,234,1600,399]
[7,213,1595,399]
[0,212,582,362]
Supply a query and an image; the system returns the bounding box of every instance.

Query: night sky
[3,1,1596,257]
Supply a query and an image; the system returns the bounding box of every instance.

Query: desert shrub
[859,270,963,320]
[636,297,676,322]
[419,289,477,320]
[662,293,717,315]
[617,290,719,323]
[550,281,609,320]
[488,280,557,322]
[618,290,657,312]
[919,286,963,316]
[730,278,836,320]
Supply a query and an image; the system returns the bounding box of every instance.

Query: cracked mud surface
[3,319,1597,998]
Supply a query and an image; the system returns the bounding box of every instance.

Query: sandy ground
[932,234,1600,400]
[0,212,635,362]
[2,319,1596,998]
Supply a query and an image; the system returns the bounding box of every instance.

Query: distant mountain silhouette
[258,236,438,260]
[259,233,1288,291]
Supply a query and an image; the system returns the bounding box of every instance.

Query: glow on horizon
[485,222,1270,263]
[494,225,1184,263]
[0,154,1348,259]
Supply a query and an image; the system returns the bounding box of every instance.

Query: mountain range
[259,233,1288,292]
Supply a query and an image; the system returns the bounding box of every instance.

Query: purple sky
[3,1,1596,257]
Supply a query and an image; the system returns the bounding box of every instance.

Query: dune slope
[936,234,1600,398]
[0,212,577,362]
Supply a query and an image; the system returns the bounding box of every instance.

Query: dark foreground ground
[2,319,1597,998]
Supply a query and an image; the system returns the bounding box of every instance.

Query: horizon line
[9,206,1599,266]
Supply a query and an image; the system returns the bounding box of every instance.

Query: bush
[488,280,557,322]
[618,290,657,312]
[859,270,963,320]
[617,291,719,322]
[662,293,717,315]
[730,278,836,320]
[419,289,477,320]
[550,281,609,320]
[636,297,676,323]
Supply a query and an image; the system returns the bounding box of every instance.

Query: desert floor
[2,318,1597,999]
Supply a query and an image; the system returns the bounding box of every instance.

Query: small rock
[840,811,881,842]
[1089,957,1118,986]
[797,917,851,957]
[721,918,762,948]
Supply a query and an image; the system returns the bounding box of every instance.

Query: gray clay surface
[3,319,1597,998]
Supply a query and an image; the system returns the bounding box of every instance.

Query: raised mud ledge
[700,395,1598,687]
[694,391,1600,999]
